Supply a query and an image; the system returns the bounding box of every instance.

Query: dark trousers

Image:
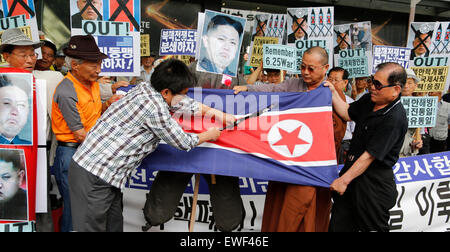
[52,146,77,232]
[143,171,244,232]
[68,160,123,232]
[447,130,450,151]
[430,138,447,154]
[329,174,397,232]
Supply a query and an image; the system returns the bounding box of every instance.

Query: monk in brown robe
[234,47,347,232]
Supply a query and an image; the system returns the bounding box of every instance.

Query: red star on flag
[272,126,311,155]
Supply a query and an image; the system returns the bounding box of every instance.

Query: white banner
[124,152,450,232]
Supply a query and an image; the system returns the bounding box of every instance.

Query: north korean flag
[141,87,339,188]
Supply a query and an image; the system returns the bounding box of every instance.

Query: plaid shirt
[72,83,200,189]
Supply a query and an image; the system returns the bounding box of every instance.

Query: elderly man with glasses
[233,46,347,232]
[326,62,408,232]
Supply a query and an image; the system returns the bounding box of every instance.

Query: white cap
[406,68,420,83]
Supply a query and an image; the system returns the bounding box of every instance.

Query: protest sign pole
[407,0,421,41]
[189,174,201,232]
[414,128,421,142]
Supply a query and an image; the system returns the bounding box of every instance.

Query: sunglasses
[300,64,326,72]
[368,76,399,91]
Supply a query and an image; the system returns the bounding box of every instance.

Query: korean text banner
[159,29,197,56]
[140,88,338,188]
[373,45,411,73]
[401,96,438,128]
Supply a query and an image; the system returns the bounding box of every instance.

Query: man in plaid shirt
[69,59,234,232]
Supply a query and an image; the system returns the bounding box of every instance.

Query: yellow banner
[141,34,150,57]
[249,36,279,68]
[412,66,449,93]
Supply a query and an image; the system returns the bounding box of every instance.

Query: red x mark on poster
[109,0,139,32]
[6,0,35,19]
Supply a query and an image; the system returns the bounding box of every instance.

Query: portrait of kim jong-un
[0,73,33,146]
[197,10,246,77]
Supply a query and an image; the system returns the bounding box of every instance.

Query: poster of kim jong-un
[197,10,246,77]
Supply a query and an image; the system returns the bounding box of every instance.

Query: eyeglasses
[300,64,326,73]
[368,76,399,91]
[10,52,38,60]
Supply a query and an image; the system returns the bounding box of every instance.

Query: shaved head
[304,46,329,65]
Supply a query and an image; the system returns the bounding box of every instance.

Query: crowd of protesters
[0,17,448,233]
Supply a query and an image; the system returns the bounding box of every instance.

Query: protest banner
[123,151,450,232]
[390,152,450,232]
[97,35,134,74]
[140,18,150,56]
[407,22,436,61]
[408,22,450,92]
[70,0,141,76]
[249,36,278,67]
[411,66,449,93]
[373,45,411,73]
[401,96,438,128]
[430,22,450,55]
[159,29,197,56]
[81,20,130,36]
[140,33,150,56]
[334,22,372,76]
[286,6,334,68]
[337,48,369,78]
[0,14,26,30]
[1,0,39,43]
[287,7,334,43]
[293,39,328,74]
[267,14,285,42]
[263,44,299,73]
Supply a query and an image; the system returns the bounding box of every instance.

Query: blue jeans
[53,146,77,232]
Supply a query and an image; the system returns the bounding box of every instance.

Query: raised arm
[324,81,351,122]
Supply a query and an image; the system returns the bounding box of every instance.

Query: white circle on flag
[268,120,313,158]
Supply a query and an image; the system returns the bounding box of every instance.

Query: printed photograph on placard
[264,14,286,43]
[286,8,309,44]
[0,148,28,222]
[334,22,372,78]
[251,14,269,41]
[407,22,436,60]
[287,7,334,68]
[430,22,450,55]
[0,73,33,145]
[350,21,372,52]
[333,24,351,55]
[70,0,104,29]
[197,10,246,77]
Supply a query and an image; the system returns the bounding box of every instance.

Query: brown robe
[249,78,347,232]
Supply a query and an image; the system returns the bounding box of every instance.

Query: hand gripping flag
[140,87,339,188]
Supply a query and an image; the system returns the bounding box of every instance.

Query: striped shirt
[72,83,200,189]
